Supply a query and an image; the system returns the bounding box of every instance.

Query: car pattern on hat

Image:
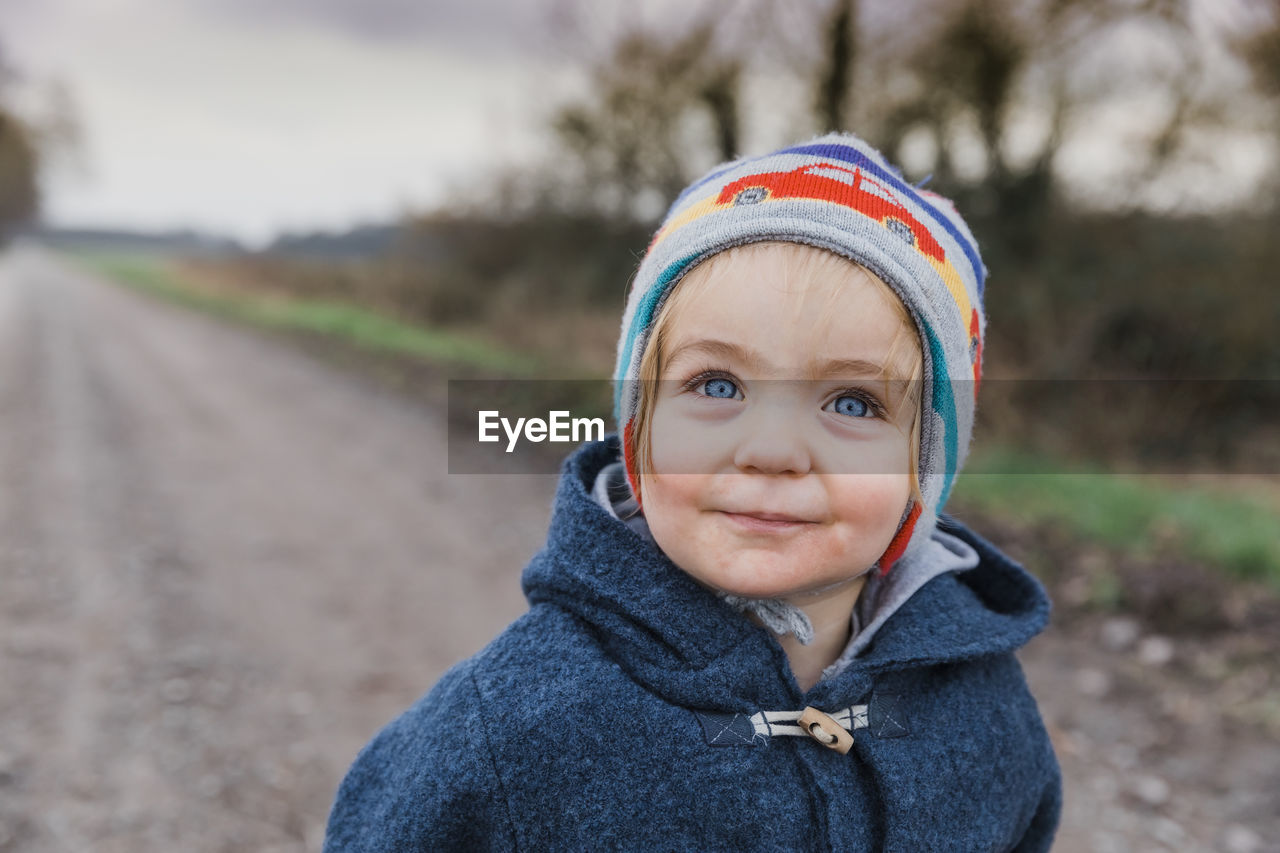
[716,163,947,262]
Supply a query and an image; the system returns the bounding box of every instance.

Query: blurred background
[1,1,1278,851]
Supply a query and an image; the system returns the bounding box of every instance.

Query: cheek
[638,472,704,529]
[638,472,719,574]
[828,474,913,543]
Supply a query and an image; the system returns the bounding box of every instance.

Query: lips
[726,510,812,523]
[719,509,818,532]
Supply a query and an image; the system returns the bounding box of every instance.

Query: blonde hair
[629,241,925,502]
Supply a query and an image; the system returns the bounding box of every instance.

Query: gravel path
[0,246,1274,852]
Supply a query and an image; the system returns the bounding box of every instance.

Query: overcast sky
[1,0,1273,247]
[0,0,612,246]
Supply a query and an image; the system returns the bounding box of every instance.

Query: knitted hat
[613,132,986,571]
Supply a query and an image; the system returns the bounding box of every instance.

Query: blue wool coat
[324,438,1061,851]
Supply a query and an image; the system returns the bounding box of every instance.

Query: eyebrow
[665,338,908,379]
[665,338,764,370]
[811,357,905,379]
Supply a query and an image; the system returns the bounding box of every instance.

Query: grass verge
[70,250,537,375]
[954,446,1280,590]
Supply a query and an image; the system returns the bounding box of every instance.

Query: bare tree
[547,16,747,220]
[862,1,1220,220]
[497,0,771,221]
[1230,0,1280,207]
[0,44,41,241]
[699,57,742,162]
[815,0,858,132]
[1240,6,1280,98]
[512,0,1260,232]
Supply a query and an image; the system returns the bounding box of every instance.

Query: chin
[694,558,846,600]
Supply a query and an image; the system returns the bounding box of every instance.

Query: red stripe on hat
[877,502,922,575]
[970,308,983,399]
[622,419,642,510]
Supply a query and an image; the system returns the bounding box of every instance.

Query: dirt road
[0,247,1274,852]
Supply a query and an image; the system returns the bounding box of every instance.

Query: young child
[323,133,1061,851]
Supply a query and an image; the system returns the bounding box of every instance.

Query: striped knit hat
[613,132,986,570]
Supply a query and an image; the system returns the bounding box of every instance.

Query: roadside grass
[66,248,1278,592]
[70,250,538,375]
[954,446,1280,591]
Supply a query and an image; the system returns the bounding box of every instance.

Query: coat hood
[522,437,1050,711]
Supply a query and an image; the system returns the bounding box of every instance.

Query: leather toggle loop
[797,706,854,754]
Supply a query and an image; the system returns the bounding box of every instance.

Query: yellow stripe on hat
[928,255,973,337]
[648,194,728,254]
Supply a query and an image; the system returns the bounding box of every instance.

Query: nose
[731,395,812,475]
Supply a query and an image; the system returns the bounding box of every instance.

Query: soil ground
[0,246,1276,852]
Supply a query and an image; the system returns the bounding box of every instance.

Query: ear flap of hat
[876,501,922,575]
[621,418,643,510]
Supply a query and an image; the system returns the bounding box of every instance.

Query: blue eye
[702,377,739,399]
[829,394,872,418]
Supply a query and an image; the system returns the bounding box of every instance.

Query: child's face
[639,246,916,602]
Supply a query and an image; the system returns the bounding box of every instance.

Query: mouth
[718,510,818,533]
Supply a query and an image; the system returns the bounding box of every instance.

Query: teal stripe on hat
[924,324,959,511]
[614,253,702,421]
